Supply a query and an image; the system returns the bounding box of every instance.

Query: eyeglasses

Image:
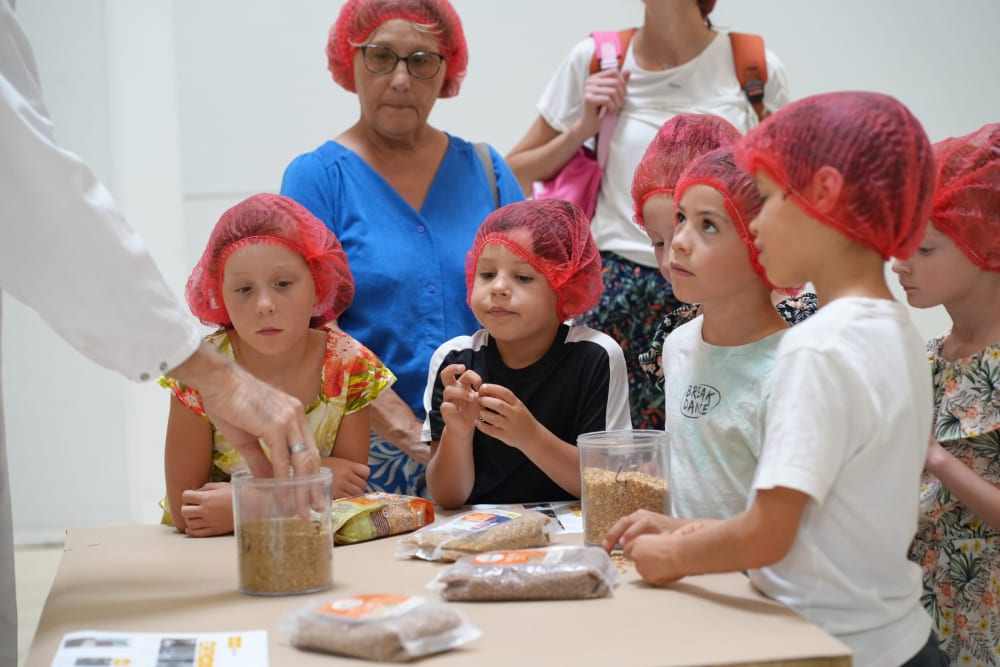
[360,44,445,80]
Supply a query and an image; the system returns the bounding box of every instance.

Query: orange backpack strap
[729,32,768,121]
[588,28,638,74]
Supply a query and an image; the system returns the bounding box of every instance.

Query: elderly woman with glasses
[281,0,523,498]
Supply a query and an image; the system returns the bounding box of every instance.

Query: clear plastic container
[578,430,670,546]
[232,467,333,596]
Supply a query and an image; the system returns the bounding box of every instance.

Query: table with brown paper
[25,523,851,666]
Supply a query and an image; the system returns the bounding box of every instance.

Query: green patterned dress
[158,326,395,524]
[909,337,1000,667]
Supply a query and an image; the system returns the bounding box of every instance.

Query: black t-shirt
[426,324,629,504]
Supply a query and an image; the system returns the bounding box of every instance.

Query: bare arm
[514,429,582,497]
[169,342,319,478]
[324,407,372,499]
[369,387,431,465]
[505,116,590,196]
[426,433,476,510]
[505,69,629,195]
[624,487,809,586]
[925,438,1000,531]
[425,365,480,508]
[163,394,214,534]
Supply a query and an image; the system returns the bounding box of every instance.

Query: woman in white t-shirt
[506,0,790,429]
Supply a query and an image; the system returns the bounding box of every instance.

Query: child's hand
[602,508,682,553]
[474,383,541,450]
[327,458,370,499]
[439,364,483,435]
[624,532,688,587]
[180,482,235,537]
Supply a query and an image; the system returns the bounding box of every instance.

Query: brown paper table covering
[24,523,851,666]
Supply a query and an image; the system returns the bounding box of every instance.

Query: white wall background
[6,0,1000,544]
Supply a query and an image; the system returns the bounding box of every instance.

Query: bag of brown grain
[430,545,618,601]
[278,593,480,661]
[393,509,555,562]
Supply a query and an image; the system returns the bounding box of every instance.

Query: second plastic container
[578,430,670,547]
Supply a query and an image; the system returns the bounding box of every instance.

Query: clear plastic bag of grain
[429,545,618,601]
[393,509,555,562]
[278,593,481,661]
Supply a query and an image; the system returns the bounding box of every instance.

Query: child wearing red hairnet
[892,123,1000,666]
[421,200,630,509]
[160,194,395,537]
[607,146,791,532]
[606,92,947,666]
[632,114,817,387]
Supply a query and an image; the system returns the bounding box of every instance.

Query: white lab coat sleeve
[0,0,202,382]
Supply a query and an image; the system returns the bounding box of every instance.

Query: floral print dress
[158,326,395,523]
[909,337,1000,667]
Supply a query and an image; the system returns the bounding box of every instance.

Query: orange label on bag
[457,510,515,525]
[315,594,420,620]
[471,550,547,566]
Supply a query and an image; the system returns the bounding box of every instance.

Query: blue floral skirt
[365,433,427,497]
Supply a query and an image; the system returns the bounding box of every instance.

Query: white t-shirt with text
[663,315,785,520]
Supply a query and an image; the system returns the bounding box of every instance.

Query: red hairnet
[698,0,717,16]
[187,194,354,328]
[734,91,935,260]
[930,123,1000,272]
[675,147,784,292]
[466,200,602,322]
[327,0,468,99]
[632,114,741,229]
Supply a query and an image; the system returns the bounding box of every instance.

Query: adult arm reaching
[1,0,319,478]
[169,342,319,478]
[1,3,318,659]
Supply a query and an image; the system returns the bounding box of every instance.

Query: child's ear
[807,166,844,214]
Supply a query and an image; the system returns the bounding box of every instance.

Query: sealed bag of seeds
[332,493,435,545]
[430,545,618,601]
[279,593,481,661]
[394,509,555,562]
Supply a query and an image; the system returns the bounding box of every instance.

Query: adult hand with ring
[177,347,320,479]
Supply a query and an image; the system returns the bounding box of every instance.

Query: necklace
[636,27,715,71]
[635,31,673,71]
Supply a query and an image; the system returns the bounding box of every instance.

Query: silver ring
[289,441,308,456]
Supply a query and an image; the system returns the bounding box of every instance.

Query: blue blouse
[280,135,523,415]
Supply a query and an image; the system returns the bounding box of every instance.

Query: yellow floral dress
[158,326,395,524]
[909,337,1000,667]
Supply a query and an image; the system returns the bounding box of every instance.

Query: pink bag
[532,31,629,218]
[532,146,603,217]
